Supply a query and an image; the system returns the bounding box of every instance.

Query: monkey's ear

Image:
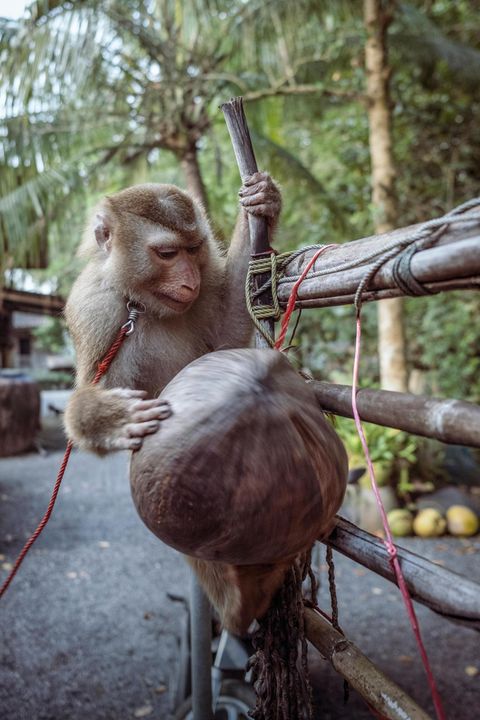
[94,214,112,253]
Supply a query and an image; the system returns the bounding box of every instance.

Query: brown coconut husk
[130,348,347,634]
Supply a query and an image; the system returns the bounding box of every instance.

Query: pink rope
[352,310,446,720]
[275,246,446,719]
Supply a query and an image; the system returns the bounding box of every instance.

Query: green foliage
[0,0,479,410]
[336,416,420,487]
[407,291,480,402]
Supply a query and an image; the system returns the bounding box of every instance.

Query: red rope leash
[0,323,130,600]
[277,249,445,720]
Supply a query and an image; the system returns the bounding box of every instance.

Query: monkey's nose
[177,284,200,302]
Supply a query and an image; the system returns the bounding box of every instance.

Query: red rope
[0,325,129,599]
[274,245,335,350]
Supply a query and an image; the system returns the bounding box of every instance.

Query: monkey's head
[89,184,220,319]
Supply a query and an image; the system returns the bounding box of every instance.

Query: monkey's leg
[187,557,291,636]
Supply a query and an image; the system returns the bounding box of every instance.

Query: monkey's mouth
[151,290,194,312]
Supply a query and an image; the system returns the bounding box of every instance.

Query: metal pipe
[190,572,214,720]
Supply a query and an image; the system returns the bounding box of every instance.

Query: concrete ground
[0,426,479,720]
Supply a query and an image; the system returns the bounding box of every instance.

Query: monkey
[64,172,281,454]
[63,174,282,633]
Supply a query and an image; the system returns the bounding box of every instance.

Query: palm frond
[396,3,480,88]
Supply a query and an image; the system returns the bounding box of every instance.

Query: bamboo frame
[221,96,479,719]
[277,232,480,309]
[221,97,274,348]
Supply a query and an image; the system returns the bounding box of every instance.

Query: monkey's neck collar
[121,300,146,336]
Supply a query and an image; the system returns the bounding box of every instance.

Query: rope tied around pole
[245,251,283,346]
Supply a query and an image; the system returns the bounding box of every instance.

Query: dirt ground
[0,433,479,719]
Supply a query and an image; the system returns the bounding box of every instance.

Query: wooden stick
[324,517,480,631]
[221,97,274,347]
[304,607,433,720]
[312,381,480,447]
[294,276,480,308]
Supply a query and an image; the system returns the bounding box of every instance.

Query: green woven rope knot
[245,251,293,346]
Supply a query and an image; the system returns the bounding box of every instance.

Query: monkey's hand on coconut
[64,386,171,455]
[238,171,282,240]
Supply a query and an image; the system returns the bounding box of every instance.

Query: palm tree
[1,0,479,388]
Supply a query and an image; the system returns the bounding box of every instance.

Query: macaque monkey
[64,174,281,633]
[64,172,281,454]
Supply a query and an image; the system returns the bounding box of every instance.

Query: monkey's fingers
[126,420,161,438]
[240,196,280,218]
[130,398,171,417]
[242,171,269,186]
[113,436,144,451]
[131,405,171,423]
[239,180,269,198]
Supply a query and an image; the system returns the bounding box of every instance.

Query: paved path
[0,440,479,719]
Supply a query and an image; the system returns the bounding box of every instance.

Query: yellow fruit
[446,505,479,537]
[413,508,446,538]
[387,509,413,537]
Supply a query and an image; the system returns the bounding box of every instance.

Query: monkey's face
[142,239,206,317]
[97,184,212,319]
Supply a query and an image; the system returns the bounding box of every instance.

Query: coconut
[129,348,348,631]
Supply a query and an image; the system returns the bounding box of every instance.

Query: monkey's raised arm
[219,172,282,347]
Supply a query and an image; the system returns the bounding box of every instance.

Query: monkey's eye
[156,249,179,260]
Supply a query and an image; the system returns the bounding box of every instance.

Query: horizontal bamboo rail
[312,381,480,448]
[304,607,432,720]
[323,517,480,631]
[0,287,64,315]
[277,221,480,308]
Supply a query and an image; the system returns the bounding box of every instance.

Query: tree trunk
[364,0,408,392]
[180,145,210,212]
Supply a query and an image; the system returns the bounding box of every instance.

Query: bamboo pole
[276,231,480,308]
[312,381,480,448]
[305,607,433,720]
[324,517,480,631]
[1,287,64,315]
[221,97,274,347]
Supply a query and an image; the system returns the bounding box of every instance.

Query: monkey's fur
[65,175,280,451]
[64,175,282,632]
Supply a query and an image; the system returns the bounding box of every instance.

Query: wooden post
[0,310,14,368]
